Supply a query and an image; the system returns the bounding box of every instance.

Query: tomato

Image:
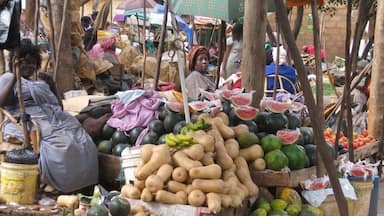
[362,130,369,137]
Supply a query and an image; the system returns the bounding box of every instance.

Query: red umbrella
[117,0,157,10]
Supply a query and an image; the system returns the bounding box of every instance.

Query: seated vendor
[265,46,298,95]
[185,46,215,100]
[0,39,98,193]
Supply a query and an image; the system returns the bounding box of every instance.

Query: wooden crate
[98,153,121,188]
[337,140,379,161]
[251,166,317,187]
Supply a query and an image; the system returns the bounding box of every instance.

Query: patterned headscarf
[188,46,209,71]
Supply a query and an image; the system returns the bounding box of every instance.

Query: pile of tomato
[323,128,375,149]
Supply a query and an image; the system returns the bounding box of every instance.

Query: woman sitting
[185,46,215,100]
[265,46,298,95]
[0,39,98,193]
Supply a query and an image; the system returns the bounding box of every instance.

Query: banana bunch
[165,133,194,149]
[180,119,212,134]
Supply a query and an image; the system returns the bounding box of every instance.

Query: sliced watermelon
[234,105,258,121]
[276,129,301,144]
[290,101,305,112]
[230,92,253,106]
[265,100,291,113]
[166,101,183,113]
[221,88,244,100]
[200,89,220,101]
[189,101,209,112]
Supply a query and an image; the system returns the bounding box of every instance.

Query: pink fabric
[100,37,116,50]
[107,90,162,131]
[303,45,326,60]
[88,44,104,59]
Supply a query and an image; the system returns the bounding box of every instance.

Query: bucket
[0,162,39,204]
[121,146,141,184]
[319,195,354,216]
[348,176,374,216]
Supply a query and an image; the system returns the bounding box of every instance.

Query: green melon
[285,112,301,129]
[98,140,113,154]
[261,134,282,153]
[141,131,159,145]
[112,144,129,156]
[264,149,289,171]
[254,112,270,132]
[281,144,309,170]
[101,124,116,140]
[265,113,288,134]
[173,121,186,134]
[108,196,130,216]
[163,113,184,133]
[299,127,314,145]
[129,127,144,145]
[112,131,130,145]
[148,119,165,134]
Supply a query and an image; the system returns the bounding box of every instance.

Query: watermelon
[230,92,253,106]
[276,129,301,145]
[221,88,244,100]
[166,101,183,113]
[285,112,301,129]
[300,127,314,145]
[189,101,209,112]
[264,149,289,171]
[234,105,258,121]
[101,124,116,140]
[108,196,131,216]
[112,131,130,145]
[200,90,220,101]
[265,100,291,113]
[265,113,288,134]
[281,144,309,170]
[148,120,165,134]
[290,101,305,112]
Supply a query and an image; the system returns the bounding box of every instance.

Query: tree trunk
[273,1,349,215]
[266,20,277,46]
[368,0,384,139]
[293,6,304,40]
[52,0,74,96]
[241,0,267,107]
[24,0,35,32]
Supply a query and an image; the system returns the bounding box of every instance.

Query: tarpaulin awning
[117,0,157,10]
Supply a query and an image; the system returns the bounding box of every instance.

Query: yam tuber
[188,189,206,207]
[191,179,228,194]
[201,152,215,166]
[173,151,202,170]
[121,184,141,199]
[206,193,222,214]
[183,144,205,161]
[145,174,164,193]
[172,167,188,183]
[156,164,173,182]
[155,190,185,204]
[189,164,222,179]
[167,181,187,193]
[239,144,264,161]
[140,188,153,202]
[234,156,259,197]
[136,145,171,180]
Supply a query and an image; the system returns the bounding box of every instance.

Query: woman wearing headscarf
[185,46,215,100]
[265,46,298,94]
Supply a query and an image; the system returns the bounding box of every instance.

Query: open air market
[0,0,383,215]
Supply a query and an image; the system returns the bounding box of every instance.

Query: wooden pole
[273,1,349,215]
[33,0,40,45]
[154,0,169,90]
[368,0,384,139]
[53,0,68,84]
[14,62,30,148]
[215,20,225,89]
[141,0,147,88]
[310,0,326,176]
[47,0,57,63]
[273,20,280,100]
[242,0,267,107]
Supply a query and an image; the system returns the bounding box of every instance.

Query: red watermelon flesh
[189,101,209,112]
[221,88,244,100]
[167,101,183,113]
[230,92,253,106]
[276,129,301,144]
[234,105,258,121]
[290,101,305,112]
[265,100,291,113]
[200,90,220,101]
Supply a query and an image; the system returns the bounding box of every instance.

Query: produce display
[323,128,375,150]
[119,110,263,214]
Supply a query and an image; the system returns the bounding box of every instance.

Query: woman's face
[18,55,38,78]
[195,53,209,72]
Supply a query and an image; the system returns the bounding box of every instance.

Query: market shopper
[0,39,98,193]
[81,15,97,51]
[265,46,298,95]
[185,46,215,100]
[222,23,243,79]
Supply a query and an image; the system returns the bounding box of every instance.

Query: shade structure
[169,0,244,22]
[117,0,157,10]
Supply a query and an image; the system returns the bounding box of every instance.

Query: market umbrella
[117,0,157,10]
[169,0,244,22]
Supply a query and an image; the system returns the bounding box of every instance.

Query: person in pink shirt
[302,45,326,62]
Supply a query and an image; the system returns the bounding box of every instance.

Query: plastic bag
[338,155,379,180]
[4,148,39,164]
